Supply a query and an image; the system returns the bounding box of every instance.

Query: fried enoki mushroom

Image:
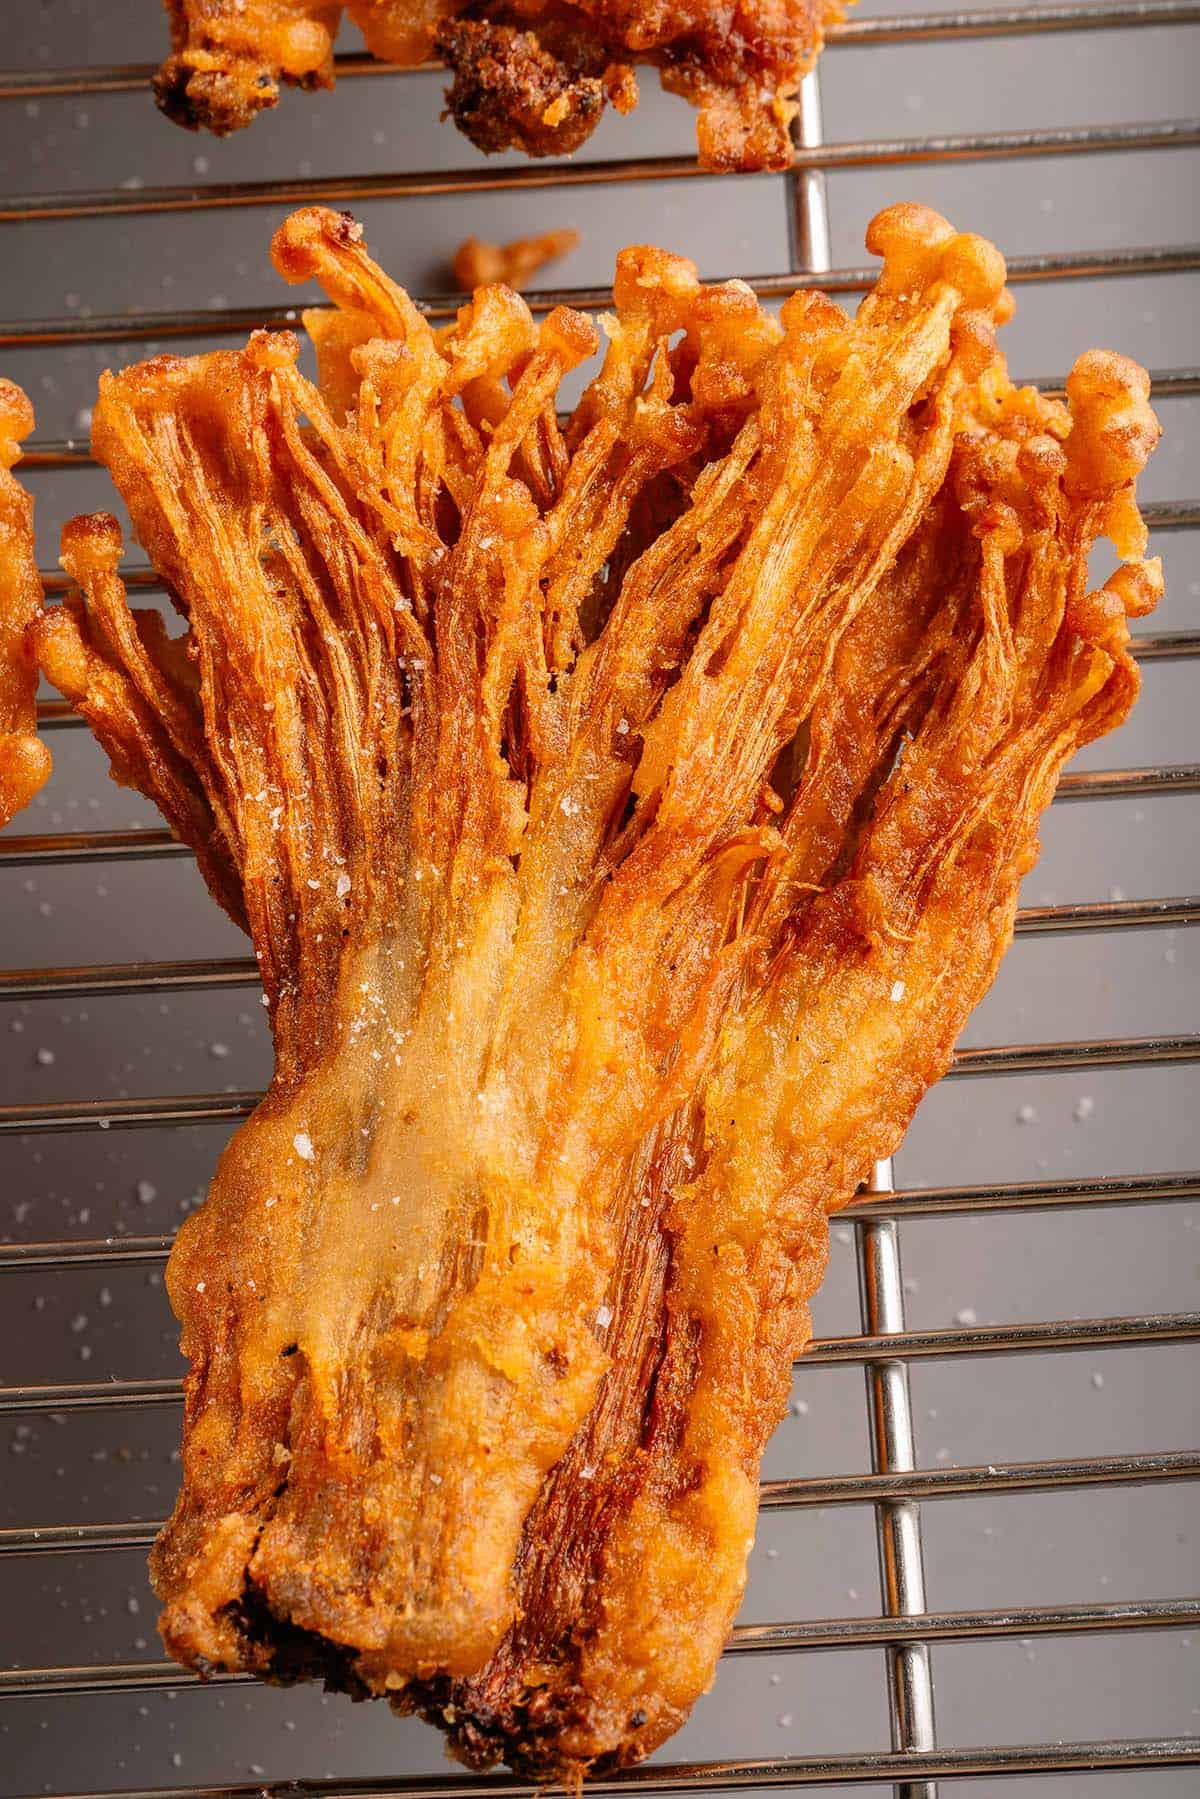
[36,203,1160,1779]
[451,226,579,292]
[0,381,51,827]
[155,1,840,169]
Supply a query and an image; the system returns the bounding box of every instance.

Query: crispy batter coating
[0,381,51,827]
[155,1,839,167]
[451,226,579,291]
[36,204,1159,1779]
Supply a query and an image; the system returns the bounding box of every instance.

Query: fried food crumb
[451,227,580,293]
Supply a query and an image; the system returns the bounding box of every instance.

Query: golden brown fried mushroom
[155,0,840,167]
[0,381,51,827]
[38,203,1160,1778]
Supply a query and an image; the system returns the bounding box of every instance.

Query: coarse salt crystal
[336,873,352,899]
[293,1131,315,1162]
[595,1305,614,1330]
[195,1280,205,1294]
[890,980,905,1003]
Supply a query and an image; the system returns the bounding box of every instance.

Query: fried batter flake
[36,203,1160,1778]
[451,226,580,292]
[155,0,840,167]
[0,381,51,827]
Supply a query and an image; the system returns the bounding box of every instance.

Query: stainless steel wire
[0,1,1195,101]
[2,1,1199,1792]
[2,1034,1198,1138]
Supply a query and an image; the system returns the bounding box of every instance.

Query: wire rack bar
[849,1169,1200,1218]
[0,1452,1196,1561]
[5,1312,1195,1416]
[760,1450,1200,1504]
[5,120,1197,223]
[2,0,1197,100]
[1,1174,1196,1279]
[4,766,1193,872]
[18,352,1200,468]
[4,893,1193,1004]
[6,1739,1200,1791]
[2,1035,1195,1136]
[855,1162,937,1795]
[950,1033,1200,1073]
[3,1598,1197,1694]
[38,519,1198,602]
[1057,762,1200,797]
[4,244,1198,351]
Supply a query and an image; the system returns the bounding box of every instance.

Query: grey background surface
[0,2,1198,1796]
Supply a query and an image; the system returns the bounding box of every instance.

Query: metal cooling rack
[0,2,1198,1793]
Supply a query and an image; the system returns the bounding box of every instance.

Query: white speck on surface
[1016,1103,1038,1125]
[776,1714,794,1729]
[560,794,580,816]
[336,872,352,899]
[1109,884,1126,902]
[595,1304,614,1329]
[293,1132,315,1162]
[209,1041,230,1059]
[195,1281,205,1294]
[35,1047,55,1066]
[615,718,630,735]
[136,1180,157,1206]
[1073,1095,1095,1122]
[954,1307,978,1327]
[1091,1370,1105,1390]
[890,980,905,1003]
[791,1398,809,1417]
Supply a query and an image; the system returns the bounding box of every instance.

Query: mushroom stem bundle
[36,203,1160,1778]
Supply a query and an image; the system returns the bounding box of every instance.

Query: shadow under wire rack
[0,2,1199,1796]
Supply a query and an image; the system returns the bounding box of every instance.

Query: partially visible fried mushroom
[0,381,50,826]
[155,0,840,167]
